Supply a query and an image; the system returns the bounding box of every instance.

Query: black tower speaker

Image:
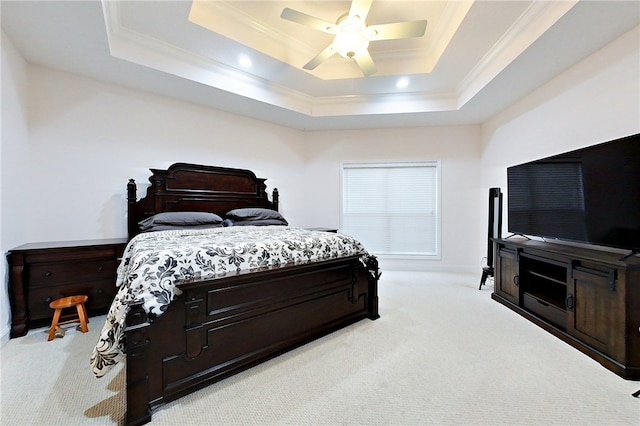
[479,187,502,289]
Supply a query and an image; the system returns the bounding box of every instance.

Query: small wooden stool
[48,295,89,341]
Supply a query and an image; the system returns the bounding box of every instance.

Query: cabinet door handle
[565,294,574,310]
[513,275,519,286]
[45,297,52,303]
[43,271,52,277]
[97,265,104,272]
[97,289,104,295]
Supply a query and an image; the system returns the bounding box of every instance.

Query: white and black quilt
[90,226,371,377]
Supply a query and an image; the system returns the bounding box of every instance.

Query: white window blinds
[341,162,440,256]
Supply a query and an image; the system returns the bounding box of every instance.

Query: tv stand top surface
[494,238,640,268]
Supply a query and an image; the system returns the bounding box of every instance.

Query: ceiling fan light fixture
[332,16,370,59]
[281,2,426,76]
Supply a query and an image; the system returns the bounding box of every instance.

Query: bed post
[272,188,279,211]
[127,179,137,239]
[125,303,152,426]
[365,255,381,320]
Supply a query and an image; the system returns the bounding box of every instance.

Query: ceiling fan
[280,0,427,77]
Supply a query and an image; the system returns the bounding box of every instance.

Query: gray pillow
[142,223,223,232]
[139,211,223,230]
[230,219,288,227]
[226,208,287,224]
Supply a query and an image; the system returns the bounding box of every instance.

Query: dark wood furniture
[127,163,279,238]
[123,163,380,426]
[492,237,640,380]
[7,238,127,338]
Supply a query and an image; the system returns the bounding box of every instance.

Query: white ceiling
[2,1,639,130]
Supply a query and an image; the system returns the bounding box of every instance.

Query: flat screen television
[507,133,640,252]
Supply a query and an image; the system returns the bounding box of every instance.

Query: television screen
[507,133,640,251]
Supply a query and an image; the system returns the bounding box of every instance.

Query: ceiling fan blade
[280,8,336,33]
[354,50,377,76]
[368,20,427,40]
[349,0,373,21]
[303,44,336,70]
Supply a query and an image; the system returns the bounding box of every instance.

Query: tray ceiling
[2,1,639,129]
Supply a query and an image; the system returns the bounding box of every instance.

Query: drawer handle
[45,297,52,303]
[97,266,104,272]
[43,271,52,278]
[97,289,104,295]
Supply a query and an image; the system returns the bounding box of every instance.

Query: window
[341,161,440,257]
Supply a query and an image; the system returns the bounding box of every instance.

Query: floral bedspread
[90,226,370,377]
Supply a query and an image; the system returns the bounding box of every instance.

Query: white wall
[1,33,31,345]
[26,66,305,240]
[17,65,487,273]
[480,26,640,238]
[301,126,483,271]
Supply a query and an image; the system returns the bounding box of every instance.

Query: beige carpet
[1,271,638,425]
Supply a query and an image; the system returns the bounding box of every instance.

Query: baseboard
[377,256,476,273]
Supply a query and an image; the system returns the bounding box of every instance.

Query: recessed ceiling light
[396,77,409,89]
[238,54,252,68]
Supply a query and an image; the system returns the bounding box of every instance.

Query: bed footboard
[124,255,379,426]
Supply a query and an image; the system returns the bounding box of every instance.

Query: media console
[492,237,640,380]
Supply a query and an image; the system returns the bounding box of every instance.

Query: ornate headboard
[127,163,279,239]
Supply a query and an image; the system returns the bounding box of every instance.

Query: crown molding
[457,0,578,107]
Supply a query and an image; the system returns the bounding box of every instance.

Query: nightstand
[7,238,127,338]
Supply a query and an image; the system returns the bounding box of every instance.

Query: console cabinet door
[496,247,519,304]
[568,265,623,357]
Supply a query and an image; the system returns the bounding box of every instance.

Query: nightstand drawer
[29,259,117,287]
[28,280,117,321]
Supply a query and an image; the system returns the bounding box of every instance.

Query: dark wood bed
[122,163,380,426]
